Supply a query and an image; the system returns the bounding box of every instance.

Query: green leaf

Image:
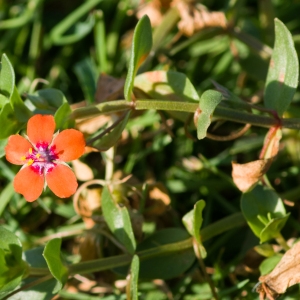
[27,88,67,109]
[0,138,8,158]
[43,238,68,293]
[8,247,58,300]
[11,86,32,122]
[182,200,206,258]
[259,254,282,275]
[260,214,290,243]
[0,103,23,139]
[102,186,136,254]
[0,54,15,102]
[127,255,139,300]
[0,226,28,293]
[0,55,31,122]
[124,15,152,101]
[92,111,131,151]
[196,90,222,140]
[264,19,299,116]
[54,102,74,130]
[241,185,289,242]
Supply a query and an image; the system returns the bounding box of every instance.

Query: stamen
[27,159,34,166]
[21,156,26,161]
[29,148,33,154]
[36,153,41,159]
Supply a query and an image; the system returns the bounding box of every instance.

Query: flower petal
[46,164,78,198]
[14,166,44,202]
[52,129,85,162]
[5,135,32,165]
[27,114,55,145]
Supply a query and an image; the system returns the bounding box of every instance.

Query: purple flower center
[22,142,59,175]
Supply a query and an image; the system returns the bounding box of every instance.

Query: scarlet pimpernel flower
[5,114,85,202]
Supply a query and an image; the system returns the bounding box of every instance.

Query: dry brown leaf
[72,159,94,181]
[257,242,300,299]
[95,73,125,103]
[232,159,272,192]
[137,0,172,27]
[232,126,282,192]
[173,0,227,36]
[145,182,171,216]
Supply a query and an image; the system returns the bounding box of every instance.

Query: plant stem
[68,213,245,275]
[71,98,298,129]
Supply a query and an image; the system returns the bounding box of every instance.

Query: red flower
[5,114,85,202]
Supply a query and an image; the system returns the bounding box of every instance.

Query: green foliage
[102,185,136,254]
[182,200,207,257]
[91,111,131,151]
[264,19,299,116]
[124,15,153,101]
[43,238,68,293]
[241,185,289,243]
[127,255,140,300]
[2,1,300,299]
[196,90,222,139]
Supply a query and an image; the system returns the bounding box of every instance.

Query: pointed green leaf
[259,254,282,276]
[124,15,152,101]
[92,111,131,151]
[11,86,32,122]
[0,55,31,122]
[0,54,15,102]
[43,238,68,293]
[27,88,67,109]
[127,255,139,300]
[0,103,23,139]
[241,185,289,242]
[102,186,136,254]
[196,90,222,140]
[54,102,74,130]
[264,19,299,116]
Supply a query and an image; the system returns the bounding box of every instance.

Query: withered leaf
[232,159,272,193]
[258,242,300,299]
[232,126,282,192]
[145,182,171,216]
[174,0,227,36]
[72,159,94,181]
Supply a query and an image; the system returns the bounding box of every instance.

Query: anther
[27,159,34,166]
